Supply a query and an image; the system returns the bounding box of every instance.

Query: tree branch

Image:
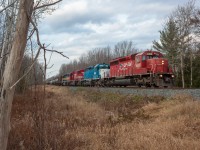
[45,49,69,59]
[9,7,68,89]
[30,18,69,58]
[47,52,53,66]
[27,28,36,41]
[34,0,62,10]
[0,0,17,14]
[0,53,9,59]
[47,64,54,69]
[30,18,43,48]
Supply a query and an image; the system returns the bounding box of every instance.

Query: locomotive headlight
[162,60,164,65]
[172,75,175,78]
[159,74,163,78]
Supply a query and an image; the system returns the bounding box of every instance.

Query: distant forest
[59,40,137,75]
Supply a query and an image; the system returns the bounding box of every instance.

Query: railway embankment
[70,87,200,100]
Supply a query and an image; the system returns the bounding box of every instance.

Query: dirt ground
[7,85,200,150]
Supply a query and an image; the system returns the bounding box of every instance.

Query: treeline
[153,0,200,88]
[59,41,137,75]
[16,54,44,93]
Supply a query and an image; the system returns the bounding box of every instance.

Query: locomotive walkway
[69,87,200,100]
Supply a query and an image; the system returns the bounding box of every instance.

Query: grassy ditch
[8,86,200,150]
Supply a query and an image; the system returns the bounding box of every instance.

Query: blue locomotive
[83,63,110,86]
[83,66,95,86]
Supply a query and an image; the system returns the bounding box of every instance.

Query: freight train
[48,50,174,88]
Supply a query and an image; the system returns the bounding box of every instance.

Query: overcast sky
[38,0,199,77]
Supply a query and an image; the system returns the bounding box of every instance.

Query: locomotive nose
[146,58,169,73]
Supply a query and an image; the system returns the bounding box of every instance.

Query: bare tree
[0,0,63,149]
[0,1,34,149]
[114,41,137,58]
[57,41,138,77]
[59,64,68,76]
[0,0,18,83]
[171,0,196,88]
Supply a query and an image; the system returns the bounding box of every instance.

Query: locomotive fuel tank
[109,78,136,86]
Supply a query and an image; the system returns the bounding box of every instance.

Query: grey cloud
[40,7,114,34]
[41,0,189,35]
[38,0,197,76]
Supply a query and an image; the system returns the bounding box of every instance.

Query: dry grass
[7,86,200,150]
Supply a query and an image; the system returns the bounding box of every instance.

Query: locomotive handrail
[149,64,154,74]
[153,64,156,74]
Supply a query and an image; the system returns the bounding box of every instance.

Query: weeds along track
[8,86,200,150]
[69,86,200,100]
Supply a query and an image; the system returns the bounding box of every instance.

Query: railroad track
[69,86,200,100]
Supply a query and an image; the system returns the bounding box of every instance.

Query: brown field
[7,86,200,150]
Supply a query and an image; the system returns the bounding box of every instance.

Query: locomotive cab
[62,73,70,86]
[135,51,163,69]
[70,70,84,86]
[83,66,95,86]
[135,51,174,87]
[93,64,110,79]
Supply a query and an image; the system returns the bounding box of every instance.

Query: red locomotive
[69,69,84,86]
[109,50,174,87]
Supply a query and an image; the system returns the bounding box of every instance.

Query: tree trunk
[0,0,33,149]
[0,0,17,82]
[0,14,13,78]
[180,51,185,88]
[190,50,193,88]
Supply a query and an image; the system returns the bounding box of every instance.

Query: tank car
[50,76,62,85]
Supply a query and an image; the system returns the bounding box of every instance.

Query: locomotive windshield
[147,55,159,59]
[94,64,110,69]
[142,55,160,61]
[63,75,68,78]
